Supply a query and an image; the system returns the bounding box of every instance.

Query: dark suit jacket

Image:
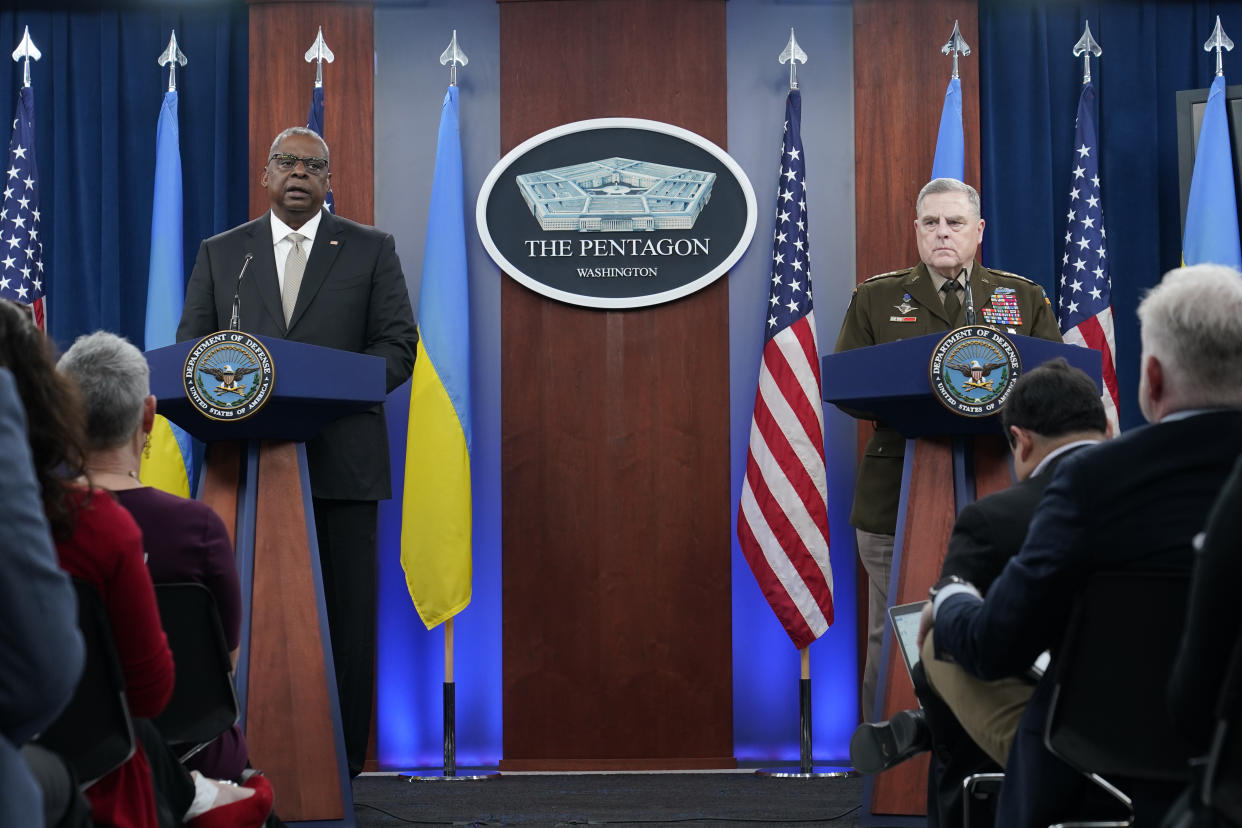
[916,450,1079,827]
[176,210,418,500]
[940,451,1078,591]
[1168,452,1242,753]
[934,410,1242,828]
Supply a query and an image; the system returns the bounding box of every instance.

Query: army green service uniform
[834,259,1061,718]
[834,260,1062,533]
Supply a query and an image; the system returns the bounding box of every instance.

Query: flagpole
[444,616,455,776]
[749,32,849,780]
[4,28,46,330]
[304,27,336,214]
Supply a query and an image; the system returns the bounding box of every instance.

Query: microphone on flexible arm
[228,253,254,331]
[961,265,976,326]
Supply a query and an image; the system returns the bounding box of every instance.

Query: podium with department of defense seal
[147,331,385,828]
[822,329,1102,827]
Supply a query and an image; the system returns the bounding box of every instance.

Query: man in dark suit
[925,264,1242,827]
[177,127,418,777]
[850,358,1108,827]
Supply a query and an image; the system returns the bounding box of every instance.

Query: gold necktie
[282,232,307,324]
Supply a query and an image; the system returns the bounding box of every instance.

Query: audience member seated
[1169,451,1242,754]
[922,264,1242,827]
[0,359,90,828]
[1163,452,1242,827]
[59,330,249,782]
[849,359,1108,826]
[0,301,272,828]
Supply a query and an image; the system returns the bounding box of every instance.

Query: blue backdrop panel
[725,1,860,763]
[374,0,503,769]
[0,5,248,351]
[979,0,1242,430]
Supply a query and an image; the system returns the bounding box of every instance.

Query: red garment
[56,488,174,828]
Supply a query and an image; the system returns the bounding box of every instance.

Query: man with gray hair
[928,264,1242,826]
[834,177,1061,719]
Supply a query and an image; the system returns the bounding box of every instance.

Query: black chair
[151,582,239,762]
[1200,633,1242,826]
[1043,570,1193,828]
[961,771,1003,828]
[34,578,136,788]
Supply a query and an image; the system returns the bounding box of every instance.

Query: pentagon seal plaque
[183,331,275,422]
[929,327,1022,418]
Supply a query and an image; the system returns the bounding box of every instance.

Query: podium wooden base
[202,441,355,826]
[861,435,1012,825]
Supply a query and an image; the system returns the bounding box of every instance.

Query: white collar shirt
[270,209,324,294]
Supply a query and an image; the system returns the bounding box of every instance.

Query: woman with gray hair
[58,331,250,785]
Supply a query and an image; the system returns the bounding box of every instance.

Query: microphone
[229,253,254,331]
[961,266,976,326]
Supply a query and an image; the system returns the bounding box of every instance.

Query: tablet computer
[888,600,928,687]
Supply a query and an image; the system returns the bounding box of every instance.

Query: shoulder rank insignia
[987,267,1042,287]
[863,266,914,284]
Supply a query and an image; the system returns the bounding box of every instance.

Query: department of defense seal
[182,331,275,422]
[928,327,1022,418]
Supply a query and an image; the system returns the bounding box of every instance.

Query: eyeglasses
[269,153,329,176]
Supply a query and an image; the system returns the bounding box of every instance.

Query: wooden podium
[147,335,387,827]
[822,331,1101,827]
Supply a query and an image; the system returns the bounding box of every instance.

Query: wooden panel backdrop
[853,0,981,819]
[499,0,735,770]
[245,0,378,777]
[248,1,374,225]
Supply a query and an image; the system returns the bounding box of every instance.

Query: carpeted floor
[351,771,864,827]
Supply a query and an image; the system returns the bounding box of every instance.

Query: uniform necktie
[282,232,307,325]
[941,279,963,324]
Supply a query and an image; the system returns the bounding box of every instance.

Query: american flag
[1058,82,1119,433]
[1,86,44,330]
[306,86,335,214]
[737,89,834,650]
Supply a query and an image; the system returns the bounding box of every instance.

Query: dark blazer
[916,449,1080,827]
[1168,452,1242,753]
[176,211,418,500]
[940,450,1080,591]
[934,410,1242,828]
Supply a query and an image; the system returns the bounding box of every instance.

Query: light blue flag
[931,77,965,181]
[1183,74,1242,269]
[414,85,471,442]
[142,90,192,496]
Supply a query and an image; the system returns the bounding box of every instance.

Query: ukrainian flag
[401,85,472,629]
[1183,74,1242,269]
[139,89,191,497]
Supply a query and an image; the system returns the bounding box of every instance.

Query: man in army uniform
[834,177,1061,720]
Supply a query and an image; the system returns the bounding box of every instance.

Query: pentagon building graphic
[516,157,716,232]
